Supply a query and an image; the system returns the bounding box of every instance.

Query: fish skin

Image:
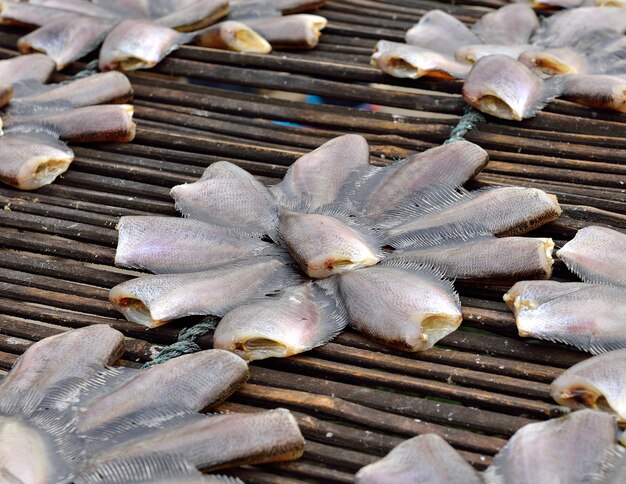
[557,226,626,287]
[354,140,488,222]
[115,215,277,273]
[193,20,272,53]
[231,0,326,15]
[386,187,562,248]
[78,350,249,433]
[472,4,539,45]
[0,131,74,190]
[557,74,626,113]
[99,19,189,71]
[0,54,56,84]
[391,236,554,281]
[109,257,300,327]
[372,40,471,80]
[405,9,480,57]
[503,280,626,354]
[91,0,149,17]
[354,434,483,484]
[278,211,381,278]
[27,0,117,18]
[156,0,229,31]
[170,161,278,236]
[456,44,532,64]
[17,14,115,70]
[0,1,74,28]
[272,134,370,211]
[337,262,462,352]
[462,55,549,121]
[92,408,305,470]
[213,282,348,360]
[5,104,136,142]
[484,409,622,484]
[551,348,626,421]
[243,14,327,49]
[518,48,589,76]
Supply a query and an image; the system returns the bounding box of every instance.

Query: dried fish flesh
[0,53,56,84]
[386,187,562,248]
[462,55,556,120]
[171,161,278,236]
[518,48,590,75]
[484,409,622,484]
[231,0,326,15]
[355,434,483,484]
[278,211,381,278]
[551,348,626,420]
[337,261,462,351]
[0,130,74,190]
[18,14,114,70]
[354,140,488,222]
[557,225,626,286]
[193,20,272,53]
[472,4,539,45]
[391,236,554,280]
[456,44,532,64]
[372,40,471,80]
[109,257,300,327]
[214,282,348,360]
[405,10,479,57]
[0,1,74,28]
[28,0,117,18]
[244,14,327,49]
[115,216,278,273]
[156,0,228,31]
[558,74,626,113]
[504,280,626,354]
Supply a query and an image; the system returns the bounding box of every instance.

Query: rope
[71,59,100,80]
[142,317,219,368]
[444,105,485,144]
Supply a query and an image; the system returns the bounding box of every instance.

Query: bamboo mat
[0,1,625,482]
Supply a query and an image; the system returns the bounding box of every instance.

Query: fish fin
[393,223,495,250]
[228,2,281,20]
[3,122,62,140]
[311,280,350,343]
[384,221,489,250]
[556,258,619,286]
[0,388,45,416]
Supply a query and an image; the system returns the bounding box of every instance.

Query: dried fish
[405,10,479,57]
[278,211,381,278]
[244,14,327,49]
[386,187,562,248]
[231,0,326,15]
[354,140,488,222]
[214,282,348,360]
[115,216,278,273]
[557,225,626,286]
[0,1,73,28]
[504,280,626,354]
[18,14,115,70]
[171,161,278,236]
[551,348,626,420]
[391,236,555,280]
[518,48,590,75]
[27,0,117,18]
[193,20,272,53]
[462,55,556,120]
[472,4,539,45]
[0,130,74,190]
[109,257,300,327]
[156,0,228,31]
[99,20,191,71]
[372,40,471,80]
[484,410,622,484]
[272,134,370,211]
[558,74,626,113]
[355,434,483,484]
[0,53,56,85]
[337,260,462,351]
[456,44,532,64]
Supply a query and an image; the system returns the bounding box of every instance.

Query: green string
[71,59,100,80]
[142,317,219,368]
[444,106,485,144]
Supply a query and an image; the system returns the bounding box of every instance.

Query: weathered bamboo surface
[0,1,625,482]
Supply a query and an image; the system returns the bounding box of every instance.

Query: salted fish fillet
[243,14,327,49]
[551,348,626,421]
[0,54,56,84]
[109,257,301,327]
[557,74,626,113]
[391,236,554,280]
[27,0,117,18]
[18,14,115,70]
[504,280,626,354]
[272,134,370,211]
[518,48,590,76]
[0,1,75,28]
[193,20,272,53]
[456,44,532,64]
[405,9,479,57]
[156,0,228,31]
[337,261,462,352]
[471,4,539,45]
[0,130,74,190]
[484,409,622,484]
[213,282,348,361]
[355,434,483,484]
[386,186,562,248]
[353,140,488,222]
[372,40,471,80]
[231,0,326,15]
[115,215,278,273]
[557,225,626,287]
[170,161,278,237]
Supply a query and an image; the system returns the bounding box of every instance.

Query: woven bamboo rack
[0,1,625,482]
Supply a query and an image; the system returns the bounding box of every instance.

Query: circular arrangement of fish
[371,4,626,119]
